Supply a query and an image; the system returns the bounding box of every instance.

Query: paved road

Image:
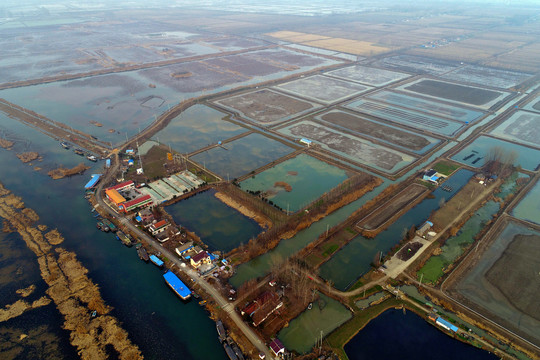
[94,165,273,359]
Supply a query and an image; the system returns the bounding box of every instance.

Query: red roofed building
[149,219,169,235]
[118,194,152,213]
[107,180,134,192]
[269,339,285,357]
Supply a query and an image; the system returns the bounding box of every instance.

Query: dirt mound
[16,152,40,163]
[48,163,90,180]
[274,181,292,192]
[0,138,14,149]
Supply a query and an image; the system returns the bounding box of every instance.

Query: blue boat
[150,255,164,267]
[84,174,102,189]
[163,271,191,300]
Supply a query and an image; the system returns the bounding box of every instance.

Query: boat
[91,310,97,318]
[74,148,84,156]
[87,154,98,162]
[60,141,70,149]
[149,254,164,267]
[96,221,110,232]
[136,243,149,262]
[199,300,207,306]
[101,218,117,232]
[116,231,133,247]
[216,320,226,343]
[84,174,102,190]
[308,302,313,310]
[163,271,191,300]
[223,343,239,360]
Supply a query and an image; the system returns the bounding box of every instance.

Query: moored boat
[96,221,110,232]
[163,271,191,300]
[87,154,98,162]
[216,320,226,343]
[223,343,238,360]
[74,148,84,156]
[116,231,133,247]
[101,218,117,232]
[61,141,70,149]
[149,254,164,267]
[136,243,149,262]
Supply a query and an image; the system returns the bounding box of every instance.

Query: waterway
[0,127,228,359]
[344,309,497,360]
[320,168,474,290]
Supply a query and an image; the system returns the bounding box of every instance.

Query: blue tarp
[150,255,164,267]
[163,271,191,299]
[84,174,102,189]
[135,216,142,222]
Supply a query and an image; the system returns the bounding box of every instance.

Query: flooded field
[0,47,341,145]
[366,90,484,124]
[451,135,540,171]
[213,89,321,126]
[374,55,460,75]
[512,180,540,225]
[166,189,262,252]
[399,79,509,109]
[325,65,410,87]
[0,17,272,84]
[320,169,474,290]
[523,96,540,113]
[489,111,540,149]
[273,75,371,104]
[240,154,349,212]
[316,110,440,154]
[450,220,540,346]
[151,105,247,154]
[278,292,351,354]
[190,133,294,179]
[277,120,416,173]
[441,65,532,89]
[344,309,497,360]
[345,99,464,137]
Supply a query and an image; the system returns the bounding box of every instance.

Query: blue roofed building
[435,317,459,333]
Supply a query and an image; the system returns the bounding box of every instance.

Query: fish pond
[278,292,351,354]
[240,154,349,213]
[344,309,497,360]
[166,189,262,252]
[190,133,294,179]
[151,105,248,154]
[451,135,540,171]
[512,179,540,225]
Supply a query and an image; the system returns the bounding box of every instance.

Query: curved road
[94,161,273,359]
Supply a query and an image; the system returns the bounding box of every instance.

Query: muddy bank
[16,284,36,298]
[48,163,90,180]
[0,297,51,322]
[0,184,143,360]
[215,191,272,229]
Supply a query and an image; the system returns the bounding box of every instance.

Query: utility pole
[326,224,329,237]
[419,273,424,286]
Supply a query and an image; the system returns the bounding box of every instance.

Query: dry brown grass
[485,42,540,72]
